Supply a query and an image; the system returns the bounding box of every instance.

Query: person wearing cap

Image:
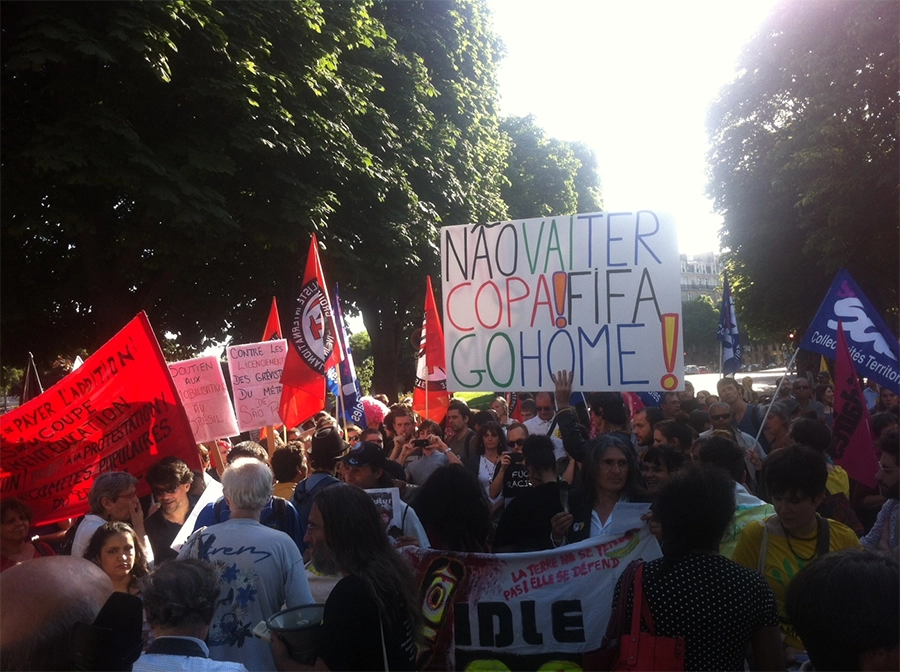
[290,426,346,552]
[340,442,430,548]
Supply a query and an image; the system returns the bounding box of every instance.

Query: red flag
[413,276,450,423]
[279,235,341,428]
[832,321,880,488]
[0,313,199,526]
[262,297,282,341]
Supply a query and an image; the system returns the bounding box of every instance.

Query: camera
[505,451,524,464]
[413,438,430,449]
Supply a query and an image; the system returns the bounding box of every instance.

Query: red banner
[833,321,879,488]
[413,276,450,423]
[0,313,199,526]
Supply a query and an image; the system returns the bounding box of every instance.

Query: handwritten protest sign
[441,212,683,391]
[168,356,238,444]
[403,528,661,670]
[0,313,199,526]
[226,340,287,432]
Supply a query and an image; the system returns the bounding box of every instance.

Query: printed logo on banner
[292,278,335,375]
[800,268,899,393]
[403,529,662,671]
[440,212,684,392]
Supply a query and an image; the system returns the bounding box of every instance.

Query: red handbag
[584,560,685,671]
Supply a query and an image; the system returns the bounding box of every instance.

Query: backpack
[213,496,291,532]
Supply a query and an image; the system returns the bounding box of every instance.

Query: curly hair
[140,558,220,630]
[473,420,505,456]
[82,521,150,591]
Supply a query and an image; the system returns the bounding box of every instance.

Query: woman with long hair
[299,485,421,670]
[490,396,510,426]
[83,520,150,595]
[0,499,55,572]
[465,420,506,511]
[551,436,650,545]
[412,464,494,553]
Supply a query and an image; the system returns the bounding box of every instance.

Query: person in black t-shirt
[494,435,565,552]
[273,484,421,671]
[143,457,199,564]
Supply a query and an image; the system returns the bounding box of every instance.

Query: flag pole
[753,346,800,447]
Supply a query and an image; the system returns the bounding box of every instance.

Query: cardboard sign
[168,356,239,443]
[0,313,199,526]
[404,529,662,670]
[441,211,684,391]
[226,340,287,432]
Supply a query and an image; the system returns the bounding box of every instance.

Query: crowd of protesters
[1,372,898,672]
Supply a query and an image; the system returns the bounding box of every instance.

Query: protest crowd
[1,365,899,671]
[1,236,899,672]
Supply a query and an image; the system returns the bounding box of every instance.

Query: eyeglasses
[508,439,525,448]
[536,406,554,412]
[710,414,731,421]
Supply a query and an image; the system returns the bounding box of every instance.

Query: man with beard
[861,429,899,554]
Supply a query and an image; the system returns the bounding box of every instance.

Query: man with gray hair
[72,471,148,559]
[179,458,313,672]
[133,559,248,671]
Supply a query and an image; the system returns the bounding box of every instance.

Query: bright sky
[488,0,777,255]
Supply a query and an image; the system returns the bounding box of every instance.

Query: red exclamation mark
[552,271,567,328]
[660,313,679,390]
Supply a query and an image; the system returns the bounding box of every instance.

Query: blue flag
[326,286,366,425]
[717,271,743,375]
[800,269,899,394]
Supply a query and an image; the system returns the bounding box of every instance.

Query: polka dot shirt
[613,554,779,671]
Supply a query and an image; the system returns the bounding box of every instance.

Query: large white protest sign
[403,528,662,670]
[226,340,287,432]
[442,211,684,391]
[168,356,239,443]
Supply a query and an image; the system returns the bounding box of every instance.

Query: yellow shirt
[732,516,860,648]
[826,465,850,497]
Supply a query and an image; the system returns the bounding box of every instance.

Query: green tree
[1,0,385,367]
[325,0,510,398]
[707,0,899,336]
[500,116,603,219]
[681,296,720,365]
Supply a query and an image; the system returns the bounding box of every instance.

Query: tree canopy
[501,114,602,219]
[707,0,899,337]
[1,1,605,397]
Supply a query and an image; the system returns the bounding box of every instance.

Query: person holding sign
[550,434,650,546]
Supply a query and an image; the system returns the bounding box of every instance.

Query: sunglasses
[151,485,180,497]
[348,435,360,441]
[508,438,525,448]
[710,414,731,421]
